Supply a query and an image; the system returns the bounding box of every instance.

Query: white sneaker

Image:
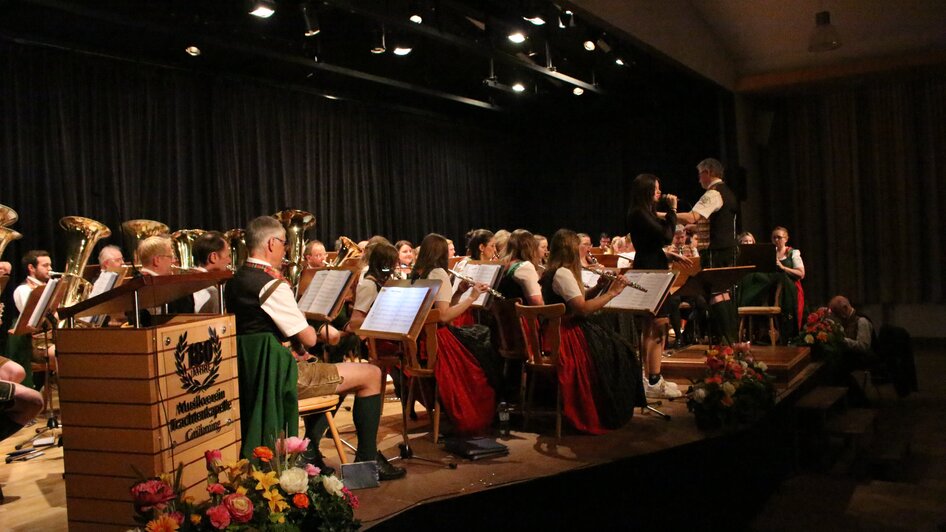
[645,377,683,399]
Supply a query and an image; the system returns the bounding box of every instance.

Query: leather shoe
[304,451,335,477]
[376,451,406,481]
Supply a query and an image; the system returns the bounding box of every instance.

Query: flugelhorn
[329,236,363,267]
[122,219,169,265]
[171,229,206,271]
[59,216,112,311]
[272,209,316,288]
[582,266,647,293]
[449,269,505,300]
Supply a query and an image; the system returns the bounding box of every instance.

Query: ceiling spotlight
[615,58,625,66]
[185,45,201,57]
[808,10,842,52]
[393,47,412,56]
[596,37,612,54]
[409,14,423,24]
[583,40,595,51]
[371,27,387,54]
[409,0,424,24]
[524,16,545,26]
[558,10,575,29]
[249,0,275,18]
[302,4,320,36]
[512,83,526,93]
[508,32,526,44]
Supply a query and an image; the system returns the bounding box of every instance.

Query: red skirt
[432,327,496,434]
[558,322,607,435]
[451,308,475,328]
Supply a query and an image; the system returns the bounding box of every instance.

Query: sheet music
[454,262,502,306]
[298,269,352,317]
[360,286,430,335]
[80,271,120,325]
[605,271,675,313]
[28,278,60,328]
[581,269,601,289]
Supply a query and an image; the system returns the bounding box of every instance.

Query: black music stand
[737,244,777,273]
[673,266,755,345]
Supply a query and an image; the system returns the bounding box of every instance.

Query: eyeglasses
[272,237,288,246]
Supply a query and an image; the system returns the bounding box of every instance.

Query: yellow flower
[190,514,202,526]
[145,515,180,532]
[158,472,175,487]
[225,459,250,482]
[236,486,248,495]
[253,470,280,492]
[263,488,290,513]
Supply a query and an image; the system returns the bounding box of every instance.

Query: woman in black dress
[627,173,691,399]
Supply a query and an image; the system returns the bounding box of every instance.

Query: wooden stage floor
[0,346,817,530]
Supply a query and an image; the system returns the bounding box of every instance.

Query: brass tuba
[171,229,206,271]
[59,216,112,310]
[0,204,22,261]
[224,229,247,271]
[272,209,316,288]
[329,236,363,267]
[122,219,170,265]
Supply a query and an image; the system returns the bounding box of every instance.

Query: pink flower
[168,512,184,526]
[277,436,311,455]
[206,504,231,530]
[204,449,223,469]
[207,483,226,495]
[342,487,360,509]
[130,479,176,512]
[223,493,254,523]
[305,463,321,477]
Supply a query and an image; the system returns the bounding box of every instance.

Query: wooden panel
[64,426,162,453]
[55,327,154,354]
[60,402,161,429]
[57,353,157,379]
[64,450,162,477]
[661,345,811,385]
[59,377,159,403]
[65,498,136,527]
[70,521,136,532]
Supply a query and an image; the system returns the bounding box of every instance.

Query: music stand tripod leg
[392,368,455,469]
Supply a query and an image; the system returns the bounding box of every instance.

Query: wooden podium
[55,272,240,531]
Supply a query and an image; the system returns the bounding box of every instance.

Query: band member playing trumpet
[539,229,645,434]
[303,240,327,269]
[628,174,691,398]
[13,250,56,371]
[226,216,405,480]
[577,233,596,268]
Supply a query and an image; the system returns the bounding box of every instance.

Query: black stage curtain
[0,44,513,265]
[757,69,946,306]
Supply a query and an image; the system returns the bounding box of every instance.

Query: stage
[0,345,820,530]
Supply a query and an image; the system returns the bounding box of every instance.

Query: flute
[582,266,647,293]
[449,269,505,300]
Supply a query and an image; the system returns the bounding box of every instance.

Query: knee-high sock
[0,421,24,441]
[352,394,382,462]
[710,299,738,345]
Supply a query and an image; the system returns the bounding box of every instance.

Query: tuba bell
[122,219,170,266]
[224,229,248,271]
[272,209,316,288]
[329,236,363,267]
[171,229,206,271]
[59,216,112,310]
[0,204,22,261]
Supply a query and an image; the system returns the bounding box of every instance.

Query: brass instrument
[582,266,647,293]
[329,236,363,267]
[171,229,206,271]
[0,205,23,260]
[122,219,170,265]
[224,229,248,270]
[449,269,505,300]
[59,216,112,312]
[272,209,316,288]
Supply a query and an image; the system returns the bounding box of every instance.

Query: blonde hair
[138,236,172,266]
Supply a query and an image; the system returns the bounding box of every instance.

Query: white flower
[739,360,748,369]
[756,361,768,372]
[692,388,707,403]
[721,382,736,397]
[279,467,309,494]
[321,474,345,497]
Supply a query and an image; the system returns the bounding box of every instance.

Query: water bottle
[498,401,510,438]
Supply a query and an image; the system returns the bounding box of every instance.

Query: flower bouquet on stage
[790,306,845,365]
[130,436,360,531]
[686,344,776,431]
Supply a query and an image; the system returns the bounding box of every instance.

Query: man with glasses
[226,216,405,481]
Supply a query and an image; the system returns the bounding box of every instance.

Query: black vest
[708,181,738,250]
[225,266,286,340]
[497,263,525,301]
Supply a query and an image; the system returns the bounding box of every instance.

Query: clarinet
[448,269,505,300]
[582,266,648,293]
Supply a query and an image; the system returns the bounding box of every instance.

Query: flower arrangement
[686,344,776,430]
[791,307,845,361]
[130,436,360,532]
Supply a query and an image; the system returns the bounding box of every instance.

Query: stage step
[846,480,946,530]
[796,386,848,411]
[866,431,912,481]
[825,408,876,436]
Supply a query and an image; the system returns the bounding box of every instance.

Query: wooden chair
[297,395,348,465]
[488,297,526,402]
[515,302,567,438]
[738,283,783,345]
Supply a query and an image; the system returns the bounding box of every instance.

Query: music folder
[296,266,360,322]
[603,270,677,316]
[737,243,778,273]
[451,260,503,308]
[354,279,440,342]
[12,279,66,335]
[672,266,755,299]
